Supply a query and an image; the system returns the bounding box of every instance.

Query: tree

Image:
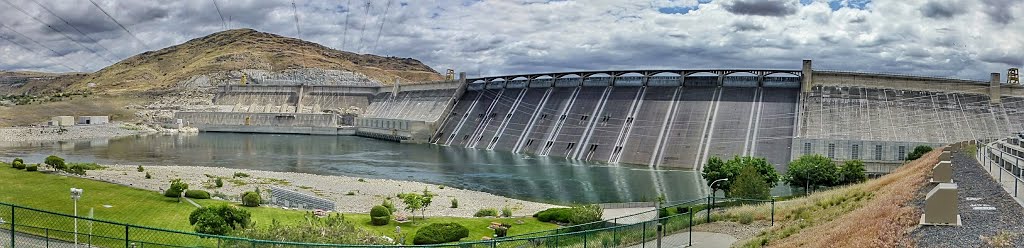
[44,155,65,171]
[701,156,736,193]
[730,165,771,200]
[165,179,189,197]
[907,145,933,161]
[702,156,780,196]
[399,189,435,219]
[839,160,868,185]
[188,205,251,235]
[784,154,838,194]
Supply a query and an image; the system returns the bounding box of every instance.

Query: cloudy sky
[0,0,1021,80]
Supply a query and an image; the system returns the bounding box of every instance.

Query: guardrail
[0,195,775,247]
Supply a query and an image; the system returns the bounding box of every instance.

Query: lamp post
[70,188,83,246]
[707,179,728,223]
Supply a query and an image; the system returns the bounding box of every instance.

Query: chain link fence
[0,196,773,248]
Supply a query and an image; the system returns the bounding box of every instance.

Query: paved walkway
[625,231,737,248]
[603,207,657,225]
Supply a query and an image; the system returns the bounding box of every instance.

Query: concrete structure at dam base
[174,60,1020,173]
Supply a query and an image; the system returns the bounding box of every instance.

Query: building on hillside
[77,116,109,125]
[49,116,75,127]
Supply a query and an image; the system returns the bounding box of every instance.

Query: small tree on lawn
[399,188,435,219]
[44,155,66,171]
[165,179,189,198]
[839,160,868,185]
[730,165,771,200]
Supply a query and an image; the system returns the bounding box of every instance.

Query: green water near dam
[0,133,731,204]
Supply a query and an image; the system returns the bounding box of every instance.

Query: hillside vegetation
[711,149,941,247]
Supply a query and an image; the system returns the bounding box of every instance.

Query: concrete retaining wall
[175,112,338,128]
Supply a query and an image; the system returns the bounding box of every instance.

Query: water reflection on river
[0,133,716,204]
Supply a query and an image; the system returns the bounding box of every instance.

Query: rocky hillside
[5,28,443,96]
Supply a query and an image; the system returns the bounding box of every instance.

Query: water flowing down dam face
[434,76,801,171]
[0,134,709,204]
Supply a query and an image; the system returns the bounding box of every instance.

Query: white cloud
[0,0,1020,81]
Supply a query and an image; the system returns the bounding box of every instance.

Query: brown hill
[78,28,442,94]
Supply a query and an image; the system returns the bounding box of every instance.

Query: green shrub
[382,199,397,213]
[12,158,23,165]
[785,154,838,193]
[137,165,144,172]
[185,190,211,199]
[164,179,189,197]
[67,163,104,170]
[412,223,469,245]
[12,161,25,170]
[702,156,780,195]
[233,172,249,178]
[65,164,86,175]
[474,208,498,217]
[145,172,152,179]
[369,205,391,226]
[907,145,933,161]
[500,206,513,217]
[450,198,458,208]
[188,205,251,235]
[44,155,65,170]
[25,164,38,171]
[533,208,572,223]
[215,177,223,188]
[567,204,603,225]
[242,191,261,207]
[493,223,511,238]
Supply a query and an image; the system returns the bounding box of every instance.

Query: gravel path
[912,152,1024,247]
[85,165,560,218]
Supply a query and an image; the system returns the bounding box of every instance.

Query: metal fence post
[583,231,588,248]
[642,221,647,248]
[705,195,711,224]
[656,223,663,248]
[771,198,776,226]
[45,228,49,248]
[9,206,14,248]
[124,225,129,248]
[688,207,693,247]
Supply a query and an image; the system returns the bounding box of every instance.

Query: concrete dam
[177,60,1024,171]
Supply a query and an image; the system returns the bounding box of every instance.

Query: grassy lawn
[0,165,558,246]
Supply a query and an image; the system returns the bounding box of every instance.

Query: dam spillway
[175,60,1024,172]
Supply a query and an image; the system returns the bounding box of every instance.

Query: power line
[341,0,351,51]
[372,0,392,55]
[1,0,115,64]
[357,0,371,53]
[26,0,119,62]
[87,0,152,51]
[211,0,227,30]
[0,24,86,71]
[0,32,79,72]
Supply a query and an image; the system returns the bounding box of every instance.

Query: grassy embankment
[0,163,557,245]
[706,148,951,247]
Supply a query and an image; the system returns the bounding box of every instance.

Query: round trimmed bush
[12,161,25,170]
[25,164,38,171]
[369,205,391,226]
[241,191,261,207]
[533,208,571,223]
[413,222,469,245]
[185,190,211,199]
[44,155,65,170]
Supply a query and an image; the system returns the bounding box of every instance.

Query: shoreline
[0,123,158,142]
[85,164,561,217]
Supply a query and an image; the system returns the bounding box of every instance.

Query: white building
[77,116,109,125]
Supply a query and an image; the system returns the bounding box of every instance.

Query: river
[0,133,720,204]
